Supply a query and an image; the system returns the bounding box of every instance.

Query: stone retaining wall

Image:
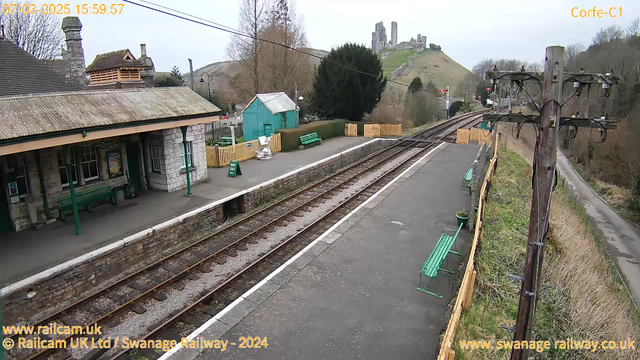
[2,139,392,324]
[2,204,223,325]
[244,139,391,211]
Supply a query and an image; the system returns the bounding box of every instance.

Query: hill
[180,48,329,88]
[381,48,471,93]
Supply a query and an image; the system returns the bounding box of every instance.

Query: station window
[57,150,78,187]
[150,145,162,173]
[15,157,30,199]
[80,144,100,181]
[179,142,193,170]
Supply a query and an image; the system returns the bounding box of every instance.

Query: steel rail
[108,113,484,360]
[12,111,483,360]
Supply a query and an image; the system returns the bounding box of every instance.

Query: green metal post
[180,126,192,196]
[64,146,82,235]
[35,150,52,220]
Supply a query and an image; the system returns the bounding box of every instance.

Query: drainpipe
[180,126,192,196]
[64,146,82,235]
[35,150,52,220]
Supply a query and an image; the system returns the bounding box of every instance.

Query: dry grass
[506,132,639,358]
[455,131,639,359]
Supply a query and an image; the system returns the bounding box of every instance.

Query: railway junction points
[1,113,487,360]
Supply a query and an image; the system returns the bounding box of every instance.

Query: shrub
[278,120,346,151]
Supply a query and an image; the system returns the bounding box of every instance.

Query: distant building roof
[247,92,297,115]
[0,37,84,97]
[0,87,221,142]
[86,49,143,72]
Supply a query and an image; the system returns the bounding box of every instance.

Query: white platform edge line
[1,138,390,297]
[157,141,447,360]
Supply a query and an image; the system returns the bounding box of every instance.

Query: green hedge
[278,120,346,151]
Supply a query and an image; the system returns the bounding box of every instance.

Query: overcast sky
[58,0,639,73]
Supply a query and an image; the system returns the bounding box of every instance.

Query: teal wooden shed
[242,92,298,141]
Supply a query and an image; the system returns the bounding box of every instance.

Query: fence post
[214,144,220,167]
[463,270,477,312]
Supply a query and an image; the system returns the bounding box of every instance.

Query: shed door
[264,124,273,137]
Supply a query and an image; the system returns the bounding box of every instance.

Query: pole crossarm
[486,71,622,86]
[483,113,617,129]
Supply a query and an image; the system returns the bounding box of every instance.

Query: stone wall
[1,138,390,323]
[3,137,131,231]
[162,125,208,192]
[1,202,224,324]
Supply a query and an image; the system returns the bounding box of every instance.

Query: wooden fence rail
[345,123,358,137]
[206,133,282,167]
[363,123,401,137]
[437,133,500,360]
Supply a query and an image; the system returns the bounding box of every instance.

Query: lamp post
[294,83,303,126]
[200,73,212,103]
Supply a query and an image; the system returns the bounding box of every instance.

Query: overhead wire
[122,0,434,94]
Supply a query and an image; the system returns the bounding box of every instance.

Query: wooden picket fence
[437,134,500,360]
[456,128,491,145]
[206,133,281,167]
[456,129,470,144]
[345,123,358,137]
[363,124,401,138]
[470,128,492,144]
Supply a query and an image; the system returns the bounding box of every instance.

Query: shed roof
[0,87,220,142]
[0,37,84,97]
[86,49,143,72]
[247,92,297,115]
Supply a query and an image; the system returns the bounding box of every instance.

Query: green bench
[463,167,473,193]
[299,132,322,149]
[56,185,116,221]
[218,137,234,147]
[417,223,463,298]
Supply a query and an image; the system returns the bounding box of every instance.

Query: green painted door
[264,124,273,137]
[126,143,142,195]
[0,172,12,234]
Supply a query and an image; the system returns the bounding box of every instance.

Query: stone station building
[0,88,220,234]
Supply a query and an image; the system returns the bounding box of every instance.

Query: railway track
[6,111,484,360]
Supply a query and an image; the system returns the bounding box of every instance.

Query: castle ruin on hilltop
[371,21,427,54]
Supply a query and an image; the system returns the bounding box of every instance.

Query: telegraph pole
[508,45,564,360]
[483,56,619,358]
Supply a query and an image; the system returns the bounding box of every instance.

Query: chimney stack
[138,43,155,87]
[61,17,87,86]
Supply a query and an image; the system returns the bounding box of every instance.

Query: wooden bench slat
[418,223,464,298]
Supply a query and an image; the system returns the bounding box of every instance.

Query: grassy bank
[453,149,639,360]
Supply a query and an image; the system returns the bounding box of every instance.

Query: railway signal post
[483,45,620,360]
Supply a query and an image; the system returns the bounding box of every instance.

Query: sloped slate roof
[0,37,84,97]
[0,87,221,141]
[86,49,143,72]
[248,92,297,115]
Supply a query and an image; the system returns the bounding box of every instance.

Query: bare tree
[472,59,494,79]
[456,72,479,100]
[526,62,543,72]
[227,0,266,99]
[593,25,624,45]
[261,0,311,97]
[0,0,64,59]
[627,18,640,38]
[565,43,585,67]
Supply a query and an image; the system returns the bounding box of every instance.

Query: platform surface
[0,137,372,287]
[172,143,479,360]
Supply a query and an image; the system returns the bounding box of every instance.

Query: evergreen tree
[408,77,423,94]
[170,66,183,83]
[312,43,387,121]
